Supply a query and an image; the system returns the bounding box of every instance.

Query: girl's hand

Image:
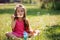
[11,15,15,20]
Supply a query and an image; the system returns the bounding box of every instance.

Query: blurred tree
[40,0,60,10]
[29,0,32,4]
[54,0,60,10]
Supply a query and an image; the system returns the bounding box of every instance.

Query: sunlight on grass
[0,14,60,40]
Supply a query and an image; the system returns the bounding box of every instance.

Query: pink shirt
[12,19,24,37]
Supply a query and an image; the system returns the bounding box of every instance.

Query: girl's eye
[21,10,24,12]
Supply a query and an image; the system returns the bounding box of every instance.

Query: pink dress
[12,19,24,38]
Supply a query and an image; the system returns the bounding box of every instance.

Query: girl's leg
[5,32,18,40]
[33,30,40,36]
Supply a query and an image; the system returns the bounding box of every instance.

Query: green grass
[0,3,60,40]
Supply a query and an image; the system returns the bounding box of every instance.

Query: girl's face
[16,7,24,18]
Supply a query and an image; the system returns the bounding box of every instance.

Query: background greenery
[0,1,60,40]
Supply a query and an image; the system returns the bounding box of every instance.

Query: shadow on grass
[0,8,60,15]
[45,25,60,40]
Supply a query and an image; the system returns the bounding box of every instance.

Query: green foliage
[40,0,60,10]
[54,2,60,10]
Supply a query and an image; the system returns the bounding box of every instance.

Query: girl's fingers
[11,15,15,20]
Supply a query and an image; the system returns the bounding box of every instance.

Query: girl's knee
[5,32,11,37]
[5,33,9,37]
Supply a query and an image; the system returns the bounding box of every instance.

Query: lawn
[0,3,60,40]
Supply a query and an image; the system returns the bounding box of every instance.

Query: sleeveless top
[13,19,24,37]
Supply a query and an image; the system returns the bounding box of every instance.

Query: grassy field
[0,3,60,40]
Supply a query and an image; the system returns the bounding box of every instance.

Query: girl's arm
[26,18,33,32]
[26,19,35,37]
[11,15,16,31]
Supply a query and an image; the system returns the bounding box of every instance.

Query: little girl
[5,4,40,40]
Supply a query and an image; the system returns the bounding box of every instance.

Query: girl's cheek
[22,12,24,14]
